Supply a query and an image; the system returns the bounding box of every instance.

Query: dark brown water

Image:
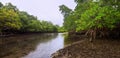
[0,33,67,58]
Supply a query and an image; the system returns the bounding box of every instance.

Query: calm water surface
[0,33,68,58]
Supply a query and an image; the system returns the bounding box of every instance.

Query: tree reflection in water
[0,33,64,58]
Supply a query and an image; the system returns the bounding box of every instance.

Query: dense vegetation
[0,2,59,35]
[59,0,120,39]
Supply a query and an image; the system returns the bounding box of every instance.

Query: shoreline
[51,39,86,58]
[51,38,120,58]
[0,32,61,37]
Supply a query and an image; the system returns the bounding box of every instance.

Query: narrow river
[0,33,69,58]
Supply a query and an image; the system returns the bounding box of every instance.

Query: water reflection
[0,33,65,58]
[22,33,64,58]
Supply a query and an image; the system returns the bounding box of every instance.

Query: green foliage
[76,1,120,31]
[0,7,21,31]
[63,12,77,31]
[58,26,67,32]
[59,5,76,31]
[0,2,59,34]
[60,0,120,38]
[59,5,72,17]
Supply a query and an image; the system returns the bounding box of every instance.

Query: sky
[0,0,76,26]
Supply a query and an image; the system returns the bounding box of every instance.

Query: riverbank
[52,38,120,58]
[0,32,60,37]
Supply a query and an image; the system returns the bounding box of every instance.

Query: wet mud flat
[52,38,120,58]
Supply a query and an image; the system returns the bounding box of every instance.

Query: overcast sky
[0,0,76,26]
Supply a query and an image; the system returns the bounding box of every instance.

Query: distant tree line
[59,0,120,39]
[0,2,59,35]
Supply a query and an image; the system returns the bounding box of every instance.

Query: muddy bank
[52,38,120,58]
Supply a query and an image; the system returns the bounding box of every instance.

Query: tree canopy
[0,2,59,34]
[59,0,120,38]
